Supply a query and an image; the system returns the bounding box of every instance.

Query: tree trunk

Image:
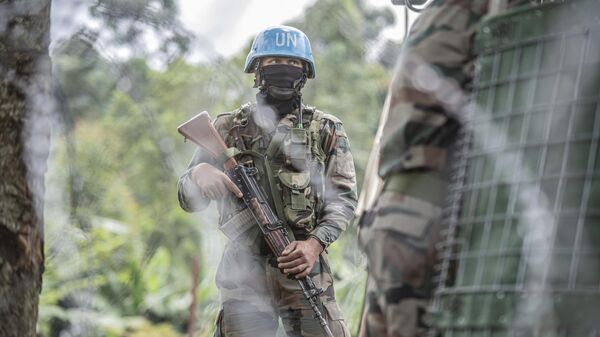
[0,1,51,336]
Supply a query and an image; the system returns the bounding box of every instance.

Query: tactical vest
[217,103,329,242]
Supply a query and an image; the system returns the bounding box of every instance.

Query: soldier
[357,1,534,336]
[177,25,356,337]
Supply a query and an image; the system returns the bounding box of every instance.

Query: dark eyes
[266,59,299,65]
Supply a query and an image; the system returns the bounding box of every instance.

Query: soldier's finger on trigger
[224,175,242,198]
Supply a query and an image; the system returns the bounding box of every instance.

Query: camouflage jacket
[178,103,358,249]
[378,0,535,183]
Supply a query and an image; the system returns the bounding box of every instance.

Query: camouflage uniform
[178,103,357,337]
[357,1,533,336]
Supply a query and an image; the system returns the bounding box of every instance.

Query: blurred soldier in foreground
[177,25,356,337]
[357,1,535,336]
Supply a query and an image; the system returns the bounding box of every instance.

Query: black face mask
[255,91,290,118]
[260,64,306,100]
[257,64,306,116]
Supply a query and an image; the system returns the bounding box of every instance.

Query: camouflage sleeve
[177,148,214,212]
[378,0,493,178]
[310,117,358,248]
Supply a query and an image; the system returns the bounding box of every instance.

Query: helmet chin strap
[295,74,307,128]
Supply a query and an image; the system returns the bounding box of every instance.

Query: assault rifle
[178,111,335,337]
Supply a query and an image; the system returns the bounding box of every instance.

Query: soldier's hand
[277,238,324,279]
[191,163,243,200]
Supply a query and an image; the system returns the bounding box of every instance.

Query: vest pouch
[278,170,316,229]
[288,128,309,171]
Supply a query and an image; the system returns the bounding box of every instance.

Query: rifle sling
[217,147,241,166]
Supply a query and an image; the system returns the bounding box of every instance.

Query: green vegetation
[41,0,396,335]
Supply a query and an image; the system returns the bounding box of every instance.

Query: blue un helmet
[244,25,316,78]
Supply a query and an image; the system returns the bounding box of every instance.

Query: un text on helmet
[275,32,298,48]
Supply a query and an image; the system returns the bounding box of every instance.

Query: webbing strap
[237,149,263,160]
[265,126,286,159]
[308,110,326,163]
[217,147,241,165]
[264,127,297,241]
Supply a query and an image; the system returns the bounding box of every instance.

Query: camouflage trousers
[213,241,350,337]
[358,191,442,337]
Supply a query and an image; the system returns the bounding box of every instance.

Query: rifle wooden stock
[177,111,237,170]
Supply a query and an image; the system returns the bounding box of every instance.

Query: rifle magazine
[219,208,256,241]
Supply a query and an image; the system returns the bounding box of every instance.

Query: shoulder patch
[322,113,343,125]
[234,102,255,122]
[213,112,235,133]
[240,102,255,114]
[303,106,316,114]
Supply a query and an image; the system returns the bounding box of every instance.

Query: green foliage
[41,0,395,336]
[89,0,192,62]
[52,34,118,125]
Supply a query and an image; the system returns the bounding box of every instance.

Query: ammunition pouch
[278,170,316,229]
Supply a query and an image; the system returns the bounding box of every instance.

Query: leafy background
[41,0,400,335]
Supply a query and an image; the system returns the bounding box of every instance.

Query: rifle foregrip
[250,198,268,225]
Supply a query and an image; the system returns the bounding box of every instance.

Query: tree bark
[0,0,51,336]
[187,255,200,337]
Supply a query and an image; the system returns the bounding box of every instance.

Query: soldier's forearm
[312,202,355,247]
[308,182,356,247]
[310,224,342,249]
